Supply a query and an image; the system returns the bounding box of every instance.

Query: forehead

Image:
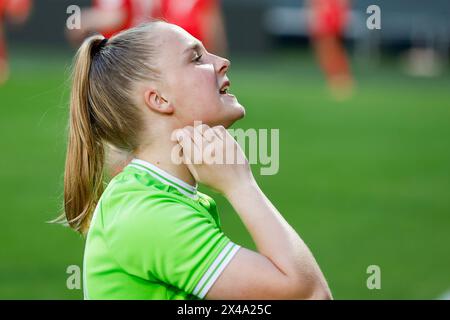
[157,23,200,53]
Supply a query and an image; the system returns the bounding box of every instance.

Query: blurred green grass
[1,48,449,299]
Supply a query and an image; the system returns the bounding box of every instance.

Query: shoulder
[96,167,209,239]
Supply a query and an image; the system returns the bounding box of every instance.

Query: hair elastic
[99,38,109,47]
[92,38,109,57]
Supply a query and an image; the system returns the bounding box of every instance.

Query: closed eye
[193,53,203,63]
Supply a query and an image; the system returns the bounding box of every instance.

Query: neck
[133,135,196,188]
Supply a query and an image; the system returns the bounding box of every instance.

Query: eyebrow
[184,42,204,55]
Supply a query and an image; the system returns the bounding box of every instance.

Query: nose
[215,56,230,75]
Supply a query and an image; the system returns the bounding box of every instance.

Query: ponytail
[55,22,163,234]
[63,35,107,234]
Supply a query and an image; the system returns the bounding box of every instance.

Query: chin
[234,104,246,120]
[222,104,246,128]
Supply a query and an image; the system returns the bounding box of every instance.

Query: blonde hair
[62,22,162,234]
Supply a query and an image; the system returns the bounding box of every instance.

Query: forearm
[81,9,125,34]
[225,179,331,298]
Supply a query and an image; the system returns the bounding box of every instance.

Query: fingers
[210,125,226,142]
[179,124,223,143]
[193,123,210,137]
[198,125,217,144]
[175,126,200,164]
[175,124,229,165]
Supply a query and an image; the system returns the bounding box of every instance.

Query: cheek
[193,65,217,99]
[175,66,219,120]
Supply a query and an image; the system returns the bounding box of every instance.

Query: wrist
[223,177,259,201]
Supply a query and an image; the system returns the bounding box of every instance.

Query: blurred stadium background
[0,0,449,299]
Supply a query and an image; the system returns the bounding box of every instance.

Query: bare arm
[81,8,125,33]
[66,8,125,45]
[206,179,331,300]
[177,125,332,300]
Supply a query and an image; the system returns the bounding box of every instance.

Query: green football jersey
[83,158,240,300]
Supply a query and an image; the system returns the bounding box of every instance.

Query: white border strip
[198,244,240,299]
[193,242,241,298]
[193,242,233,296]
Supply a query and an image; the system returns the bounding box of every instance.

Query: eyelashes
[193,53,203,63]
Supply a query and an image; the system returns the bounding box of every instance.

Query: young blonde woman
[64,21,332,300]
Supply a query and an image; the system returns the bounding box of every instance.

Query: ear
[143,88,174,114]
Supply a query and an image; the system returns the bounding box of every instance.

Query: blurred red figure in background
[153,0,228,56]
[0,0,32,84]
[67,0,155,45]
[67,0,228,56]
[308,0,353,100]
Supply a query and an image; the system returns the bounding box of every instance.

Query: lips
[219,80,230,94]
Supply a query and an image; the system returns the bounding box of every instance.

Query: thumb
[175,131,200,181]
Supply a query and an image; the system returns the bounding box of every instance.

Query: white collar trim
[129,158,198,199]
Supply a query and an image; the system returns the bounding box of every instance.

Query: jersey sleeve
[105,192,240,299]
